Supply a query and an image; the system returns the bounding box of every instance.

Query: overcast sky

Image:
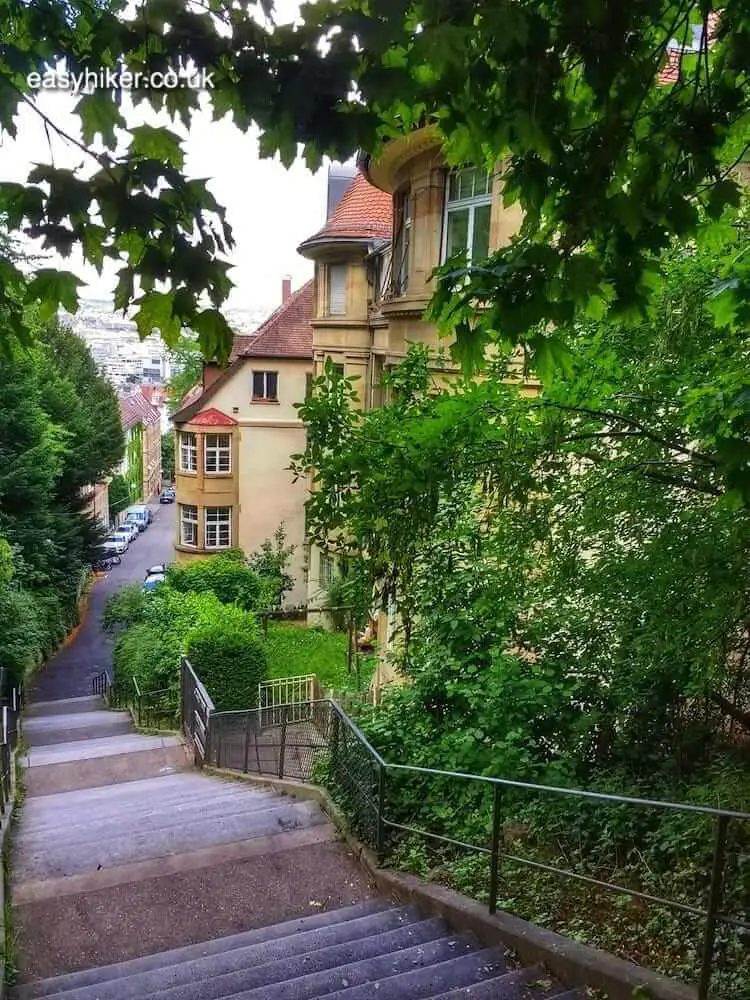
[0,0,339,313]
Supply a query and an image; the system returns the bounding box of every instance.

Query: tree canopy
[1,1,748,362]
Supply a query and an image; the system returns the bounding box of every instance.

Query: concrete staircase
[11,696,581,999]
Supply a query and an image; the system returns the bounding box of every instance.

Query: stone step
[14,798,327,879]
[17,791,302,847]
[24,712,133,747]
[423,966,551,999]
[19,910,438,1000]
[25,733,183,767]
[25,697,105,718]
[12,901,391,999]
[25,744,188,797]
[189,946,507,1000]
[20,777,277,832]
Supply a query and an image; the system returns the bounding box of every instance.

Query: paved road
[29,501,177,703]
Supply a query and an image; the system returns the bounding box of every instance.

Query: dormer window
[442,167,492,265]
[325,264,347,315]
[392,187,411,296]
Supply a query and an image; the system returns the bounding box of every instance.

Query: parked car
[142,573,165,593]
[144,564,166,579]
[110,528,132,549]
[101,535,128,555]
[159,490,175,504]
[117,522,139,542]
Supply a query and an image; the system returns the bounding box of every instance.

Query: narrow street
[28,501,177,702]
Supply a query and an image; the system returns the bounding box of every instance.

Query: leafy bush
[166,551,273,610]
[103,584,146,630]
[187,621,267,710]
[113,623,182,695]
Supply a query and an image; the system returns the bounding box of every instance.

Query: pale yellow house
[171,280,313,607]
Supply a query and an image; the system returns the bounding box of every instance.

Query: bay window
[442,167,492,265]
[179,432,197,473]
[180,504,198,546]
[204,433,231,474]
[391,187,411,296]
[205,506,231,548]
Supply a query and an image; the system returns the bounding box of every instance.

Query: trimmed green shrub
[166,551,273,611]
[187,623,267,711]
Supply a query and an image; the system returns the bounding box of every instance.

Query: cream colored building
[171,281,313,607]
[297,130,530,679]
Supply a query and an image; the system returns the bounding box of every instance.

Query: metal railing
[257,674,321,725]
[0,676,21,815]
[93,671,177,731]
[187,687,750,1000]
[180,656,214,766]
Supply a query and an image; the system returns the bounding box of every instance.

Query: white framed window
[179,432,197,472]
[205,506,231,549]
[326,264,347,315]
[441,167,492,265]
[180,504,198,547]
[319,551,335,587]
[392,187,411,296]
[252,370,278,401]
[204,433,231,474]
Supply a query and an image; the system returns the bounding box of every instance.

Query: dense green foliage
[108,583,266,709]
[107,473,134,523]
[123,424,144,503]
[166,549,275,610]
[161,434,175,482]
[0,320,124,683]
[187,624,266,712]
[1,2,747,366]
[295,225,750,992]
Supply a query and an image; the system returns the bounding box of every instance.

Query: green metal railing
[180,679,750,1000]
[93,671,178,731]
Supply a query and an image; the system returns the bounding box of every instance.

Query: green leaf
[132,291,182,345]
[24,270,83,318]
[76,92,125,147]
[129,125,185,169]
[190,308,235,364]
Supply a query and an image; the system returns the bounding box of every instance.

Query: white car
[110,528,132,549]
[143,573,166,592]
[118,522,139,542]
[102,535,128,555]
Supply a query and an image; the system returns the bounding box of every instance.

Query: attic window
[326,264,347,315]
[252,370,278,402]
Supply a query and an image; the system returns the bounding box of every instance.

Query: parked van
[124,505,149,532]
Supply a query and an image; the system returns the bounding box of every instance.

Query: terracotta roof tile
[300,173,392,246]
[179,383,204,408]
[230,281,313,362]
[118,388,160,429]
[188,407,238,427]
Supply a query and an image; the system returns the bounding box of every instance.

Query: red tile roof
[658,12,721,85]
[188,407,238,427]
[300,173,392,247]
[179,383,204,409]
[119,389,160,429]
[230,281,314,362]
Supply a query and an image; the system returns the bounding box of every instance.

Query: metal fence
[185,686,750,1000]
[180,657,214,766]
[257,674,321,725]
[93,670,178,731]
[0,672,21,816]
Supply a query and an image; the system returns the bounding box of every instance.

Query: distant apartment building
[118,389,162,502]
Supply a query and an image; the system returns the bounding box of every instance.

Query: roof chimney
[282,276,292,304]
[202,361,223,391]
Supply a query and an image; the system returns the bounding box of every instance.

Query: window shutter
[328,265,347,315]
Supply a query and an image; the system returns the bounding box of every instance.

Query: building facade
[297,131,530,641]
[118,389,162,503]
[171,281,313,608]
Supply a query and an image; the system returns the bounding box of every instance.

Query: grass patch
[262,623,375,693]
